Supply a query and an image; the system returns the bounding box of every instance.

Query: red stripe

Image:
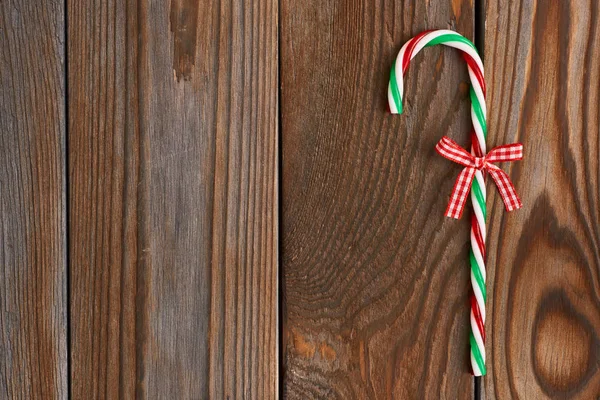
[471,131,483,157]
[471,214,485,260]
[402,30,434,73]
[402,33,485,96]
[471,295,486,343]
[462,53,486,96]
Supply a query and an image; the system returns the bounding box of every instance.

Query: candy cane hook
[388,30,488,376]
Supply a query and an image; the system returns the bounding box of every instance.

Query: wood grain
[68,0,278,398]
[281,1,477,398]
[485,0,600,398]
[0,1,67,398]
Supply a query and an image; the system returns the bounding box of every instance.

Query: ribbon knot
[435,136,523,219]
[474,157,485,170]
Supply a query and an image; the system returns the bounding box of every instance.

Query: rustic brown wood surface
[485,0,600,398]
[4,0,600,398]
[0,1,68,399]
[68,0,278,398]
[280,1,478,398]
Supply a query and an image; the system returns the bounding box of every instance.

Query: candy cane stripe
[470,89,487,132]
[472,179,487,219]
[470,251,487,301]
[471,313,485,357]
[389,63,402,113]
[470,333,486,374]
[464,54,486,95]
[426,33,477,50]
[403,31,431,70]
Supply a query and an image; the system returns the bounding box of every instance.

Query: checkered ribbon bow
[435,136,523,219]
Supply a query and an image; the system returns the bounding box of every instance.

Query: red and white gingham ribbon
[435,136,523,219]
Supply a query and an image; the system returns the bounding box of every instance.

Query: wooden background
[0,0,598,399]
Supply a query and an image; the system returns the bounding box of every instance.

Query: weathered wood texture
[485,0,600,398]
[68,0,278,398]
[281,1,477,398]
[0,2,68,399]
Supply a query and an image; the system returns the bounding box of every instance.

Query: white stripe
[444,41,483,71]
[471,108,487,154]
[472,171,487,245]
[415,30,484,73]
[471,353,483,376]
[471,313,486,362]
[471,195,486,238]
[470,230,486,280]
[410,31,448,58]
[388,85,399,114]
[425,29,484,71]
[415,29,484,73]
[468,67,487,117]
[393,39,412,101]
[474,171,486,198]
[471,271,486,322]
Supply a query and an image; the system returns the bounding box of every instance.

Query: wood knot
[289,329,339,364]
[532,291,598,395]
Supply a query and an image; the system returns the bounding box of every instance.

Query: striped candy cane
[388,30,487,376]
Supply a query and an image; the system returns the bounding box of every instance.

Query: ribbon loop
[485,143,523,163]
[435,136,523,219]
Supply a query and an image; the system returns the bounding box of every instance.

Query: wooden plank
[0,1,67,398]
[68,0,278,398]
[67,0,140,397]
[484,0,600,398]
[281,1,477,398]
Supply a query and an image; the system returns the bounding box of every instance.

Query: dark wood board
[68,0,278,398]
[484,0,600,398]
[0,1,68,398]
[281,1,477,398]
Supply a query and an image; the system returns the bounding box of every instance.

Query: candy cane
[388,30,488,376]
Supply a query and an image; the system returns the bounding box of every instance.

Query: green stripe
[470,250,486,302]
[470,333,487,375]
[389,62,403,114]
[425,34,478,52]
[470,88,487,138]
[471,179,486,220]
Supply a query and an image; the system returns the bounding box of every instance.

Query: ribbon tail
[488,168,522,212]
[445,167,477,219]
[485,143,524,163]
